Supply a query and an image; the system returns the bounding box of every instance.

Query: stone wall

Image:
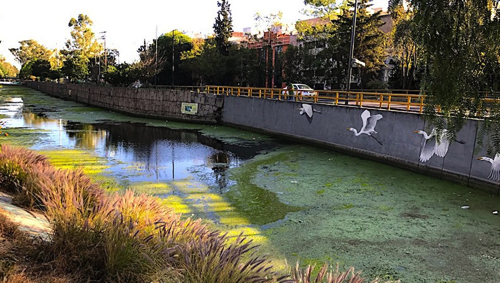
[25,82,223,124]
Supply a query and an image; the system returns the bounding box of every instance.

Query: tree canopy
[62,14,103,82]
[9,40,53,67]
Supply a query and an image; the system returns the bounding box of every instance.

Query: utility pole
[155,25,158,87]
[345,0,359,105]
[172,29,175,87]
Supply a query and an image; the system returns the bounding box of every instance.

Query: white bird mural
[348,110,383,145]
[477,153,500,181]
[298,104,321,118]
[414,128,465,162]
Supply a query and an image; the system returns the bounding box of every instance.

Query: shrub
[290,263,400,283]
[0,145,51,207]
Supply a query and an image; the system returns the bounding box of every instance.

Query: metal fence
[157,85,500,114]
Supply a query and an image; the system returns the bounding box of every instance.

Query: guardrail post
[406,96,411,111]
[379,94,383,108]
[419,96,424,113]
[388,95,392,110]
[335,92,339,105]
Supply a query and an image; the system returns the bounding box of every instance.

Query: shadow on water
[0,90,300,224]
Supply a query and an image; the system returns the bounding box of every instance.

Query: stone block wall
[26,82,223,124]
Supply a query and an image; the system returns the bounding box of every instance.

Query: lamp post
[345,0,359,105]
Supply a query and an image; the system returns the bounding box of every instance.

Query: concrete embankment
[24,82,499,192]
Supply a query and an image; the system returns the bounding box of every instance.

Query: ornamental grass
[0,145,397,282]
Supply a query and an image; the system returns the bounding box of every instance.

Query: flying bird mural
[414,128,465,162]
[298,104,321,118]
[348,110,383,145]
[477,153,500,181]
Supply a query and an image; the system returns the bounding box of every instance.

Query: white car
[282,83,317,97]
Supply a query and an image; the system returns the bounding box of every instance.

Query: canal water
[1,85,500,283]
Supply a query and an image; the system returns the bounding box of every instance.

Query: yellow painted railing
[164,85,499,114]
[202,86,426,113]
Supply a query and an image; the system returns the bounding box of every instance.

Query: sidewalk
[0,191,51,241]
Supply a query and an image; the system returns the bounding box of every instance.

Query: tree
[0,56,18,78]
[330,0,387,88]
[9,40,53,66]
[387,3,423,89]
[213,0,233,56]
[389,0,500,140]
[62,14,102,82]
[135,39,165,85]
[303,0,349,19]
[156,31,194,86]
[104,63,138,87]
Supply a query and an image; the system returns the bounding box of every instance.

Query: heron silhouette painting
[348,110,383,145]
[414,128,465,162]
[477,153,500,181]
[298,104,321,118]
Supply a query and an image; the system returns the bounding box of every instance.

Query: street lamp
[345,0,359,105]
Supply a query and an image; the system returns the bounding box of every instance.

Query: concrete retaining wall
[222,96,499,192]
[25,82,224,124]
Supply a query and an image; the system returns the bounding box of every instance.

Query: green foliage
[62,55,89,82]
[390,0,500,144]
[0,56,18,78]
[62,14,102,82]
[183,39,263,86]
[104,63,138,87]
[9,39,53,66]
[213,0,233,56]
[303,0,349,19]
[287,0,386,89]
[387,4,423,89]
[30,59,51,80]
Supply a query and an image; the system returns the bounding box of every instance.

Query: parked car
[282,83,317,98]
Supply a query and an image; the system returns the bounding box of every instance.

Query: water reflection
[0,93,296,225]
[0,97,23,118]
[1,104,260,188]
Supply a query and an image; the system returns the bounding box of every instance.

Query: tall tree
[330,0,387,88]
[213,0,233,56]
[62,14,102,81]
[388,3,422,89]
[9,40,53,67]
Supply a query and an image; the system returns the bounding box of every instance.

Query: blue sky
[0,0,388,67]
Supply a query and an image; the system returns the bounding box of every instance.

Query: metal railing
[159,85,500,114]
[203,85,426,113]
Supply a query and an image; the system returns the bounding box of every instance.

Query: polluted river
[1,85,500,283]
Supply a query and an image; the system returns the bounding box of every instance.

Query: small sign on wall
[181,102,198,115]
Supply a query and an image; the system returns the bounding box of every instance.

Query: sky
[0,0,388,68]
